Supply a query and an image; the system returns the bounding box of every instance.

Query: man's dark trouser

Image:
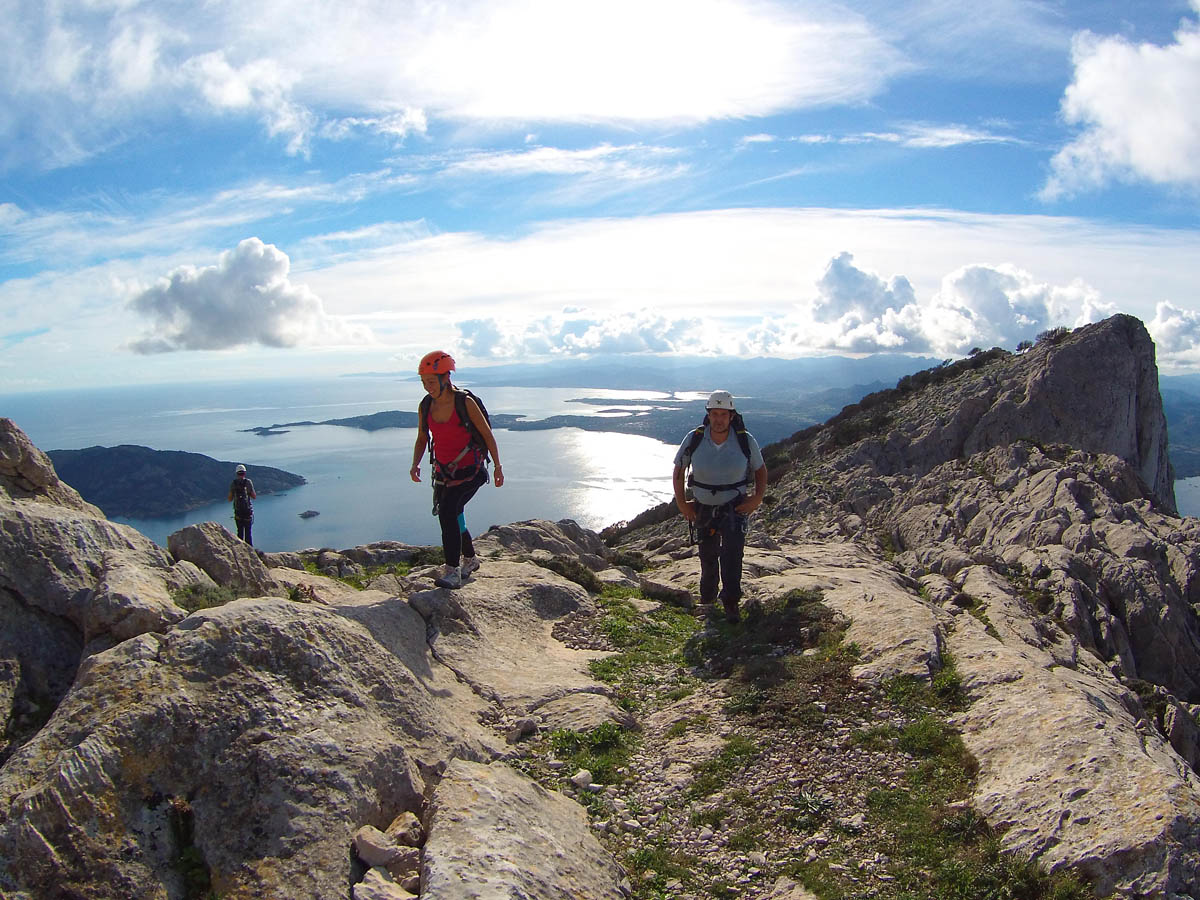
[696,501,748,604]
[235,516,253,547]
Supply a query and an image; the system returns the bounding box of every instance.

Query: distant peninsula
[240,392,865,447]
[242,409,526,436]
[47,445,306,519]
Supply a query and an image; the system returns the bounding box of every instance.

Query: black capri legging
[436,468,487,567]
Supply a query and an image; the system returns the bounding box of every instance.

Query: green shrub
[550,722,632,784]
[171,584,240,613]
[533,555,603,592]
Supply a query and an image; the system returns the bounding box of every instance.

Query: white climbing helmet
[706,390,736,411]
[235,464,247,473]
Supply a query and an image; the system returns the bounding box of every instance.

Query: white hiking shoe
[434,565,463,589]
[460,556,481,578]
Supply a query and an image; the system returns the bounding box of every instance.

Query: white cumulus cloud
[1044,5,1200,198]
[1149,301,1200,366]
[718,254,1113,359]
[459,309,704,358]
[127,237,372,353]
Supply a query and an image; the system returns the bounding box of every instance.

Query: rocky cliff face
[807,315,1176,513]
[2,315,1200,900]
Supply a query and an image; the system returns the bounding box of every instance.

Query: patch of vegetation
[166,796,215,900]
[862,777,1093,900]
[885,654,968,714]
[549,722,633,786]
[336,562,411,589]
[665,713,710,739]
[599,583,643,601]
[532,555,604,593]
[784,785,833,832]
[610,549,650,571]
[171,584,240,613]
[950,592,1001,640]
[587,595,699,708]
[407,546,447,568]
[723,686,767,715]
[557,581,1096,900]
[687,734,760,799]
[683,588,844,679]
[688,807,726,829]
[1037,326,1071,345]
[1007,569,1057,616]
[626,839,701,894]
[1127,678,1170,733]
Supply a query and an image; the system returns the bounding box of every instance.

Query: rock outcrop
[809,315,1176,512]
[0,420,212,764]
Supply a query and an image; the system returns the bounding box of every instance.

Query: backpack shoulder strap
[735,430,752,461]
[681,426,706,466]
[450,388,491,468]
[418,394,432,430]
[730,412,752,461]
[452,388,471,427]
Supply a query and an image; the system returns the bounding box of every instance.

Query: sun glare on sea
[553,429,678,529]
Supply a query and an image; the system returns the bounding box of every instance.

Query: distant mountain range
[47,446,306,519]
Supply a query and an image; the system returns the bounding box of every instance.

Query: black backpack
[231,477,254,517]
[680,411,753,492]
[419,387,492,478]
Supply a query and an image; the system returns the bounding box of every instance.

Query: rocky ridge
[0,314,1199,899]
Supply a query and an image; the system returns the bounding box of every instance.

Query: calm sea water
[0,377,682,552]
[1174,477,1200,520]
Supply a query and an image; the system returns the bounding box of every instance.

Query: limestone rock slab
[0,598,498,899]
[423,759,630,899]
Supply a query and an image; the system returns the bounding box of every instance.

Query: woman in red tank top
[410,351,504,589]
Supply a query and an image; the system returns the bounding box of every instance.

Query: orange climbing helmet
[419,351,456,376]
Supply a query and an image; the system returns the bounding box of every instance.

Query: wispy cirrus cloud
[2,0,908,171]
[0,170,417,270]
[443,144,685,180]
[743,122,1021,150]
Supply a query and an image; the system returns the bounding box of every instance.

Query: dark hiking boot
[723,598,740,623]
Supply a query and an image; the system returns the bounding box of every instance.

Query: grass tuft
[171,584,240,613]
[549,722,633,785]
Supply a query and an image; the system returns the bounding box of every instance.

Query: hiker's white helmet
[235,464,247,473]
[706,390,735,411]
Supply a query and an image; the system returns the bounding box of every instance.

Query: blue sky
[2,0,1199,392]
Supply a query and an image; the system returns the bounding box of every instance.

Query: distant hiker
[228,464,257,546]
[673,390,767,623]
[410,350,504,589]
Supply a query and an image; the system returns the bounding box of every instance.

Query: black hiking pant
[436,468,487,567]
[235,516,253,547]
[696,501,748,605]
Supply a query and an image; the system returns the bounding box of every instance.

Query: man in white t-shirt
[672,390,768,622]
